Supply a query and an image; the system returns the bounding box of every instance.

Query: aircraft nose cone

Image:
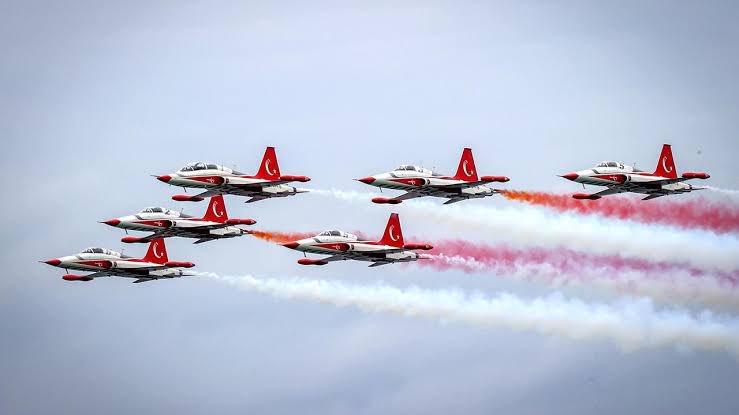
[356,177,376,184]
[560,173,579,181]
[157,175,172,183]
[103,219,120,226]
[282,242,299,249]
[43,259,61,266]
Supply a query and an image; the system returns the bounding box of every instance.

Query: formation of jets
[42,144,710,282]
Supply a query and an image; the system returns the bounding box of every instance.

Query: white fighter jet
[41,239,195,283]
[102,195,256,244]
[356,148,509,204]
[561,144,710,200]
[157,146,311,203]
[281,213,433,267]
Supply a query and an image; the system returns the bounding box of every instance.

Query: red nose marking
[103,219,120,226]
[357,177,376,184]
[157,175,172,183]
[282,242,299,249]
[561,173,578,181]
[44,259,61,266]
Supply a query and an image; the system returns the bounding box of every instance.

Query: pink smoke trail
[422,239,739,308]
[499,190,739,235]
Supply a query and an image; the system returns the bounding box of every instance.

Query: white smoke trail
[430,254,739,310]
[705,185,739,198]
[200,272,739,358]
[311,189,739,272]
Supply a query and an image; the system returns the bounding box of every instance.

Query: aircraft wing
[590,187,627,197]
[193,237,216,244]
[443,197,466,205]
[368,261,394,267]
[193,189,223,199]
[391,191,426,202]
[245,195,268,203]
[642,194,667,200]
[75,271,111,280]
[130,227,218,243]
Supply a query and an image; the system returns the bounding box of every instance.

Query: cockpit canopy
[594,161,642,172]
[178,162,242,174]
[138,207,191,218]
[393,164,438,176]
[179,162,218,172]
[317,230,357,240]
[82,247,124,257]
[140,207,166,213]
[596,161,621,168]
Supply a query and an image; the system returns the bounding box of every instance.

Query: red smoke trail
[499,190,739,234]
[249,230,315,244]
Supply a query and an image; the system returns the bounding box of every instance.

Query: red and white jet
[157,146,311,203]
[41,239,195,283]
[356,148,509,205]
[561,144,710,200]
[102,195,256,244]
[281,213,433,267]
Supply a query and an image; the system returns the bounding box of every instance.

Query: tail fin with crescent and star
[201,195,229,223]
[453,148,479,182]
[377,213,404,248]
[255,146,281,180]
[653,144,678,179]
[142,238,169,264]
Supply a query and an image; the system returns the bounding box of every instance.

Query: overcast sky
[2,1,738,414]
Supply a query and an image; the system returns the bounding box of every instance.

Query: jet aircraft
[561,144,710,200]
[157,146,311,203]
[280,213,433,267]
[42,239,194,283]
[356,148,509,204]
[102,195,256,244]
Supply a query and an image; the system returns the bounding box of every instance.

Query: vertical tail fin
[255,146,281,180]
[653,144,677,179]
[143,238,169,264]
[454,148,479,182]
[201,195,228,223]
[378,213,404,248]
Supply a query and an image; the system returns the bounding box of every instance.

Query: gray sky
[1,1,738,414]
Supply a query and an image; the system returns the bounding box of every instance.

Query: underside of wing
[193,237,215,244]
[443,197,465,205]
[319,254,348,263]
[368,261,392,267]
[642,193,667,200]
[81,271,111,280]
[591,186,627,197]
[391,191,426,202]
[245,195,269,203]
[194,189,223,199]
